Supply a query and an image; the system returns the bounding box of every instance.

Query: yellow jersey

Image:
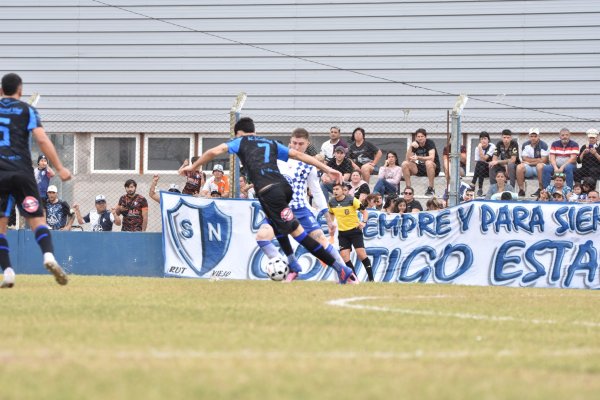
[328,195,363,232]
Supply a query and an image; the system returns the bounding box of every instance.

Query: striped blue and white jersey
[277,158,327,212]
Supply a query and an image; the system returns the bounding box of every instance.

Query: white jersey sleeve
[307,166,327,211]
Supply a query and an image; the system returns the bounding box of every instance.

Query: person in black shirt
[489,129,519,187]
[179,117,358,284]
[0,73,71,287]
[348,127,382,182]
[401,128,441,196]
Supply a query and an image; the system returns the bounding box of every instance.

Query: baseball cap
[168,184,181,193]
[586,128,599,138]
[95,194,106,203]
[37,154,47,164]
[334,145,347,154]
[47,185,58,193]
[213,164,224,172]
[529,128,540,136]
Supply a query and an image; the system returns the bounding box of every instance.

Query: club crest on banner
[167,199,232,276]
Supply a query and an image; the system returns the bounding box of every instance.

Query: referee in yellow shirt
[328,182,374,281]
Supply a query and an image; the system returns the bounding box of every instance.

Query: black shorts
[0,170,44,218]
[416,163,441,177]
[338,227,365,251]
[258,183,299,235]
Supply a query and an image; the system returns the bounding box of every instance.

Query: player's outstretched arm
[32,127,71,181]
[288,148,342,184]
[179,144,229,175]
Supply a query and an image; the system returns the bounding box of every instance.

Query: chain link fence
[32,111,599,232]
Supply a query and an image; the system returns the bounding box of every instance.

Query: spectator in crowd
[542,128,578,188]
[552,192,565,202]
[402,186,423,213]
[489,129,519,187]
[499,192,515,201]
[462,188,475,202]
[34,154,54,206]
[581,177,595,198]
[73,194,121,232]
[587,190,599,203]
[318,126,348,163]
[201,164,230,197]
[536,189,551,202]
[401,128,441,196]
[148,175,181,203]
[545,172,572,199]
[442,143,467,198]
[426,197,445,211]
[470,131,496,197]
[210,191,222,198]
[516,128,549,198]
[396,198,407,214]
[348,127,382,182]
[382,196,400,214]
[486,170,515,200]
[373,150,402,196]
[180,157,205,195]
[239,175,255,199]
[45,185,74,231]
[321,146,354,200]
[574,128,600,185]
[117,179,148,232]
[348,170,370,202]
[569,183,585,202]
[364,193,379,210]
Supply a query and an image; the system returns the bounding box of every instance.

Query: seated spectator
[574,128,600,186]
[462,188,475,202]
[402,186,423,213]
[552,192,565,202]
[401,128,441,196]
[34,154,54,206]
[348,127,382,182]
[180,157,205,195]
[442,143,467,198]
[318,126,348,163]
[396,198,407,214]
[516,128,549,198]
[239,175,255,199]
[201,164,230,197]
[568,183,585,202]
[348,170,370,202]
[490,191,518,201]
[537,189,551,202]
[486,170,515,200]
[489,129,519,187]
[210,191,222,198]
[581,177,595,198]
[45,185,74,231]
[542,128,578,188]
[545,172,572,199]
[321,146,354,200]
[587,190,599,203]
[73,194,121,232]
[426,197,445,211]
[470,131,496,197]
[373,151,402,196]
[364,193,380,210]
[382,196,400,214]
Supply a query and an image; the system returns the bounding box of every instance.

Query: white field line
[326,296,600,328]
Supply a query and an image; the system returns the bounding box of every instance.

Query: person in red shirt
[116,179,148,232]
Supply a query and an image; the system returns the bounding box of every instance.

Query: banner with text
[161,192,600,289]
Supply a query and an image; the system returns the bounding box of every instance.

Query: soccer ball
[266,257,289,281]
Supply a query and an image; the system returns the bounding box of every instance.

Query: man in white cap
[45,185,74,231]
[73,195,121,232]
[575,128,600,185]
[516,128,549,197]
[201,164,230,197]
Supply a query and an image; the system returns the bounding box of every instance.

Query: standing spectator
[180,157,205,195]
[489,129,519,187]
[486,170,515,199]
[348,170,370,202]
[45,185,74,230]
[373,150,402,196]
[587,190,599,203]
[117,179,148,232]
[239,175,255,199]
[516,128,549,198]
[402,186,423,213]
[401,128,441,196]
[73,194,121,232]
[542,128,578,188]
[201,164,230,197]
[442,143,467,198]
[470,131,496,197]
[348,127,382,183]
[321,146,354,200]
[545,172,572,199]
[148,175,181,203]
[462,188,475,202]
[574,128,600,185]
[318,126,348,163]
[34,154,54,206]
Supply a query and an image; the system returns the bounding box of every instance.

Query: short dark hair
[502,129,513,136]
[479,131,490,140]
[351,127,365,142]
[291,127,310,140]
[234,117,255,135]
[415,128,427,136]
[332,182,344,189]
[210,190,221,197]
[124,179,137,187]
[1,73,22,96]
[500,192,512,201]
[191,156,199,163]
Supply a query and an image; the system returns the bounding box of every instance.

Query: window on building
[92,136,137,172]
[146,135,193,172]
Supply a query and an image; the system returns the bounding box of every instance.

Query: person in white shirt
[73,194,121,232]
[317,126,348,163]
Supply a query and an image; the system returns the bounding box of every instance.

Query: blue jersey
[0,97,42,171]
[227,135,290,192]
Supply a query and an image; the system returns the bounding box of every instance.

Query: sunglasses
[403,191,413,195]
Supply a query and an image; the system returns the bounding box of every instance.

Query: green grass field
[1,275,599,400]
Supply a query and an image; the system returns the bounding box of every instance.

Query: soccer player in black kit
[179,117,359,284]
[0,73,72,288]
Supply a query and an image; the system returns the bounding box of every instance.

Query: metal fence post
[229,92,247,198]
[449,94,468,207]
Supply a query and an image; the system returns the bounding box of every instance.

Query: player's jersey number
[0,117,10,147]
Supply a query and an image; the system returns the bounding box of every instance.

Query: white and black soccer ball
[265,257,289,281]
